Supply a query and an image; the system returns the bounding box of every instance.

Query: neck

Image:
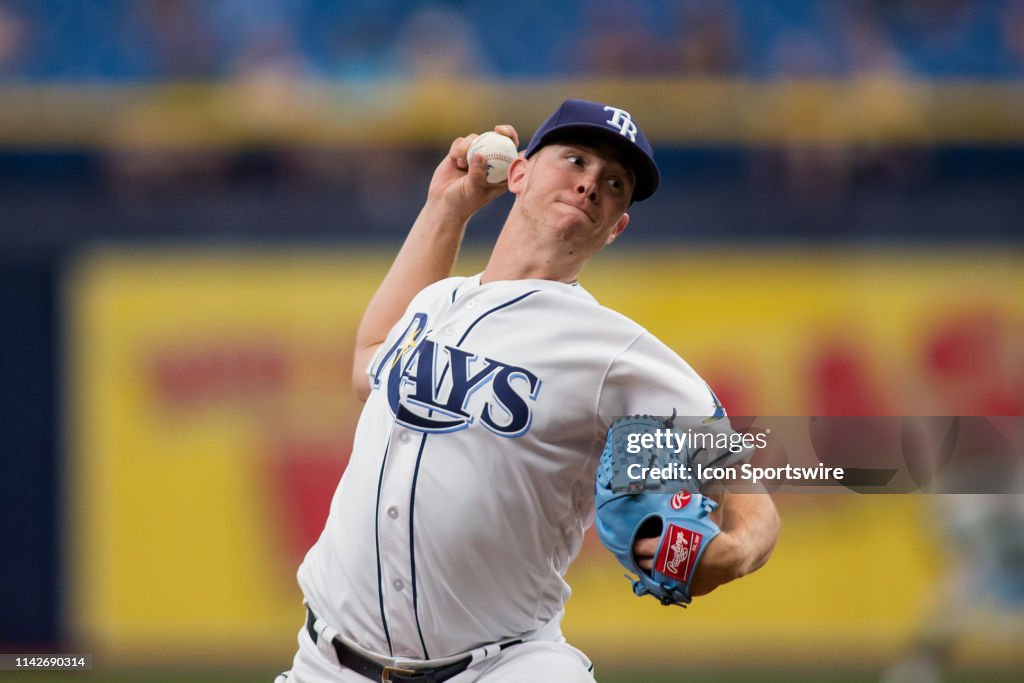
[481,212,586,285]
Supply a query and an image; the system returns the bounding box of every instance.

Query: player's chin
[552,211,608,244]
[548,218,591,244]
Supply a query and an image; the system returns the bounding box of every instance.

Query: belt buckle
[381,665,417,682]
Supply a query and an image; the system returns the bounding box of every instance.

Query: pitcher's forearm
[355,201,470,350]
[350,130,518,400]
[716,490,780,577]
[352,201,471,398]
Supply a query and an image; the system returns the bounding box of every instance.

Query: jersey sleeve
[597,330,752,476]
[598,331,716,424]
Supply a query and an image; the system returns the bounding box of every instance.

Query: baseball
[466,131,518,184]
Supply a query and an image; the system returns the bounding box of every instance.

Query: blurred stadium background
[1,1,1022,681]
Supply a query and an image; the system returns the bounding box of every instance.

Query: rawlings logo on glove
[658,524,701,582]
[595,415,721,607]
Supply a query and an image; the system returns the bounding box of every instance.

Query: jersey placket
[376,419,425,656]
[376,301,471,658]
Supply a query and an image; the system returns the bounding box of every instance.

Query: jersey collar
[469,272,597,303]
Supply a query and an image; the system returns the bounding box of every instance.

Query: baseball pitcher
[277,99,780,682]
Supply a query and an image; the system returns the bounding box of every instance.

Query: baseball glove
[595,415,722,607]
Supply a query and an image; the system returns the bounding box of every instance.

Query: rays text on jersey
[371,314,541,436]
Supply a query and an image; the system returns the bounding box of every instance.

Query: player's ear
[506,155,527,194]
[605,213,630,245]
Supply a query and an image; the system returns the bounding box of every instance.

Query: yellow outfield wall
[66,247,1023,667]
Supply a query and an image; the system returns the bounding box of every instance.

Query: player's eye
[566,154,584,166]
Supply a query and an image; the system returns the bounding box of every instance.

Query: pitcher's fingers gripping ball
[595,415,722,607]
[467,131,519,183]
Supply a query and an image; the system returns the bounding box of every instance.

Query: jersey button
[392,579,404,591]
[398,431,411,444]
[387,506,399,519]
[465,300,477,309]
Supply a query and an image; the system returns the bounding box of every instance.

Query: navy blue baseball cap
[525,98,660,202]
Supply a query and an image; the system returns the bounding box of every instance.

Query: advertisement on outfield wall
[66,248,1023,666]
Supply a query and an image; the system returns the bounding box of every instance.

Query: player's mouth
[556,199,595,224]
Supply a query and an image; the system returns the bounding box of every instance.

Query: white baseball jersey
[297,274,726,662]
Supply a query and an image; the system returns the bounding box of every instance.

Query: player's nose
[575,178,598,203]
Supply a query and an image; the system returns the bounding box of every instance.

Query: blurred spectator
[389,5,491,79]
[320,15,393,81]
[769,28,842,77]
[881,493,1024,683]
[888,0,1004,76]
[2,0,1024,80]
[0,1,27,77]
[231,21,312,85]
[667,0,743,75]
[570,0,665,75]
[206,0,304,64]
[224,16,321,154]
[126,0,220,79]
[747,5,850,216]
[1003,0,1024,72]
[835,0,908,76]
[831,2,932,198]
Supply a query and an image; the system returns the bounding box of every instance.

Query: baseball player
[881,420,1024,683]
[278,98,780,682]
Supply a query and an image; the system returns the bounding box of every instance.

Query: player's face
[510,142,633,256]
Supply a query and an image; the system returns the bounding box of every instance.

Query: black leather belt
[305,607,520,682]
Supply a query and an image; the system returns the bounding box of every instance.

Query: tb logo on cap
[603,106,637,142]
